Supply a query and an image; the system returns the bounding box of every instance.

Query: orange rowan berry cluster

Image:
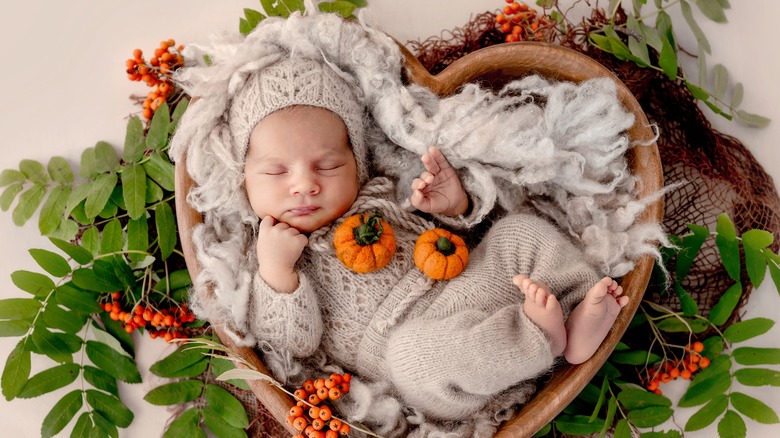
[494,1,553,43]
[125,39,185,120]
[100,291,196,342]
[643,341,711,394]
[288,373,353,438]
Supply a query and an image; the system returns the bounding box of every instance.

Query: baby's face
[244,106,359,233]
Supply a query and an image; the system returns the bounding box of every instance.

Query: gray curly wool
[168,3,668,437]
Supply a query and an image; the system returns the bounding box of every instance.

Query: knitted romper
[247,177,601,420]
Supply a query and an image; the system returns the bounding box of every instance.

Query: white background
[0,1,778,436]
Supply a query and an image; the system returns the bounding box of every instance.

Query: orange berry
[292,416,307,431]
[314,378,326,390]
[530,21,539,30]
[124,324,134,333]
[150,57,160,67]
[161,52,172,62]
[329,374,343,385]
[503,6,513,15]
[646,380,658,391]
[329,419,343,431]
[290,406,303,417]
[690,354,700,364]
[692,341,704,353]
[310,431,325,438]
[328,387,342,401]
[660,373,671,383]
[342,373,351,383]
[308,393,322,405]
[512,25,522,35]
[681,369,692,379]
[338,423,350,435]
[164,332,174,342]
[287,415,297,426]
[653,389,663,395]
[496,13,507,24]
[293,389,307,400]
[160,63,171,74]
[303,380,315,394]
[133,49,143,59]
[103,302,113,312]
[164,315,175,326]
[339,382,350,393]
[505,34,518,43]
[112,291,121,300]
[699,357,711,368]
[505,0,514,3]
[312,418,325,431]
[669,368,680,378]
[304,425,315,435]
[133,315,144,325]
[143,310,153,321]
[325,431,338,438]
[501,22,512,33]
[510,2,521,13]
[317,387,329,400]
[309,406,320,419]
[324,378,337,389]
[318,405,332,421]
[166,39,175,47]
[134,305,144,315]
[149,330,159,339]
[293,435,305,438]
[688,362,699,372]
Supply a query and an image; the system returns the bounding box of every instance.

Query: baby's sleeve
[247,271,323,358]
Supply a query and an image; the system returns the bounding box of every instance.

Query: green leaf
[0,298,41,320]
[0,182,23,211]
[47,156,74,184]
[731,82,744,108]
[55,283,101,314]
[149,346,208,378]
[657,316,709,333]
[733,347,780,365]
[81,226,100,255]
[319,1,357,17]
[11,270,55,297]
[680,0,710,54]
[554,415,603,435]
[696,0,728,23]
[626,15,651,66]
[99,317,135,357]
[743,229,773,287]
[83,365,119,397]
[203,406,248,438]
[92,327,132,359]
[123,116,146,163]
[13,183,46,226]
[146,102,171,151]
[71,412,95,437]
[154,269,192,292]
[163,408,205,438]
[29,248,71,277]
[716,213,740,281]
[92,410,118,438]
[127,216,149,263]
[20,159,49,184]
[685,393,728,431]
[675,283,699,317]
[144,380,204,405]
[85,173,118,219]
[724,317,774,343]
[170,98,189,133]
[122,163,147,220]
[0,320,31,337]
[610,349,662,365]
[51,219,79,242]
[734,368,780,387]
[155,202,176,261]
[204,383,249,428]
[38,186,70,236]
[709,282,742,326]
[730,392,779,424]
[72,268,120,293]
[64,183,92,219]
[79,148,97,179]
[94,142,119,173]
[143,151,175,191]
[735,109,771,128]
[85,389,134,428]
[617,388,672,410]
[711,63,729,100]
[42,303,87,334]
[32,327,79,363]
[18,363,80,399]
[718,410,746,438]
[100,219,124,255]
[679,371,731,407]
[691,354,731,384]
[2,340,31,400]
[242,8,265,29]
[50,237,93,265]
[41,390,82,438]
[658,30,678,80]
[0,168,26,187]
[211,358,250,390]
[676,223,709,279]
[85,341,142,383]
[627,406,674,427]
[599,396,618,437]
[145,179,163,203]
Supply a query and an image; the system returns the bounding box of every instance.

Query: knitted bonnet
[228,56,369,182]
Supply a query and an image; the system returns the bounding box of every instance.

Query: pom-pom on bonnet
[228,56,368,183]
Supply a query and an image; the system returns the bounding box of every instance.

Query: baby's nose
[291,174,320,195]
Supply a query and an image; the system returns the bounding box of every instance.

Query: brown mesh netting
[407,8,780,323]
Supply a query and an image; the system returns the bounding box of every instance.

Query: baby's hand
[256,216,308,292]
[410,146,469,216]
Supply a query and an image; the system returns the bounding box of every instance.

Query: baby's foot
[564,277,628,364]
[513,274,566,357]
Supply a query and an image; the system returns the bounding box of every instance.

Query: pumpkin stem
[353,211,384,246]
[435,236,456,256]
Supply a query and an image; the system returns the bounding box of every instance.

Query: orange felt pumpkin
[414,228,469,280]
[333,211,396,273]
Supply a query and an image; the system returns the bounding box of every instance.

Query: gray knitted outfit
[248,177,600,420]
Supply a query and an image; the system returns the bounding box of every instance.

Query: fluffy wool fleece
[168,4,668,437]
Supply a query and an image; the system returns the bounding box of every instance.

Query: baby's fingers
[421,147,443,175]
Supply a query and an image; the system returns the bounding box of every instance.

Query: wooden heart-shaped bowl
[175,41,663,437]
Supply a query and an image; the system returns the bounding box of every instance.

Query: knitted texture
[228,57,369,182]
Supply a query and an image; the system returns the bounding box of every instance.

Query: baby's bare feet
[513,274,566,357]
[564,277,628,364]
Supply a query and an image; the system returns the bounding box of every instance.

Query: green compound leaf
[715,213,740,281]
[85,340,141,383]
[0,298,41,320]
[203,406,248,438]
[733,347,780,365]
[626,405,674,428]
[11,270,55,297]
[85,389,134,428]
[709,281,742,326]
[123,116,146,163]
[718,410,747,438]
[13,183,46,226]
[144,379,204,406]
[41,390,82,438]
[149,346,208,378]
[38,185,70,236]
[204,383,249,428]
[730,392,779,424]
[155,201,176,261]
[685,393,728,431]
[29,248,71,277]
[724,317,774,343]
[734,368,780,387]
[83,365,119,397]
[163,408,205,438]
[84,173,118,219]
[122,163,147,220]
[1,340,31,400]
[18,363,80,399]
[50,237,93,265]
[679,371,731,407]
